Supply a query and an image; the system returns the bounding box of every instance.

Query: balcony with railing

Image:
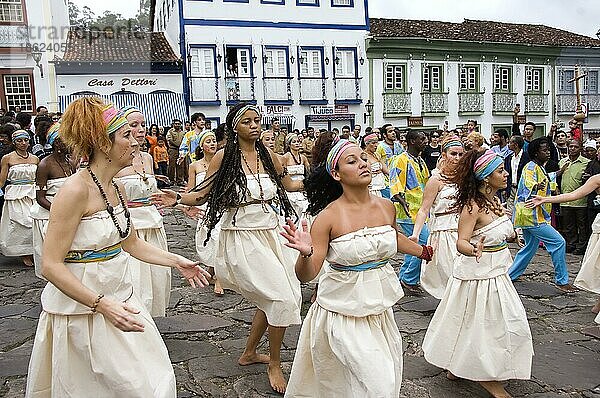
[299,78,327,105]
[189,77,220,105]
[421,92,448,115]
[524,93,549,115]
[334,77,361,104]
[492,92,517,114]
[263,77,293,104]
[383,92,411,116]
[226,77,256,105]
[556,94,600,114]
[458,92,484,115]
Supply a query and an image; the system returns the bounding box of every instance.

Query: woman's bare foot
[446,371,459,380]
[591,297,600,314]
[479,381,511,398]
[238,352,270,366]
[22,256,33,267]
[267,363,287,394]
[214,279,224,296]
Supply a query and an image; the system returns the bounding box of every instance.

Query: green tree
[68,0,150,31]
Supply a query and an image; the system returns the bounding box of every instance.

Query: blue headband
[474,150,504,181]
[326,139,358,176]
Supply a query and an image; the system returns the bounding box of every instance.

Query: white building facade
[0,0,69,112]
[152,0,370,130]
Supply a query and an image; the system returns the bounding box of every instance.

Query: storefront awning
[59,91,187,127]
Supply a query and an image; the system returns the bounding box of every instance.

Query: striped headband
[121,105,143,119]
[326,139,359,176]
[285,133,298,146]
[232,105,261,131]
[442,135,463,152]
[364,133,379,143]
[46,122,60,146]
[473,149,503,181]
[12,130,29,142]
[199,130,216,148]
[103,105,129,135]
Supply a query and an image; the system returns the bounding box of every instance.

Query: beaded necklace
[240,147,268,212]
[87,166,131,239]
[133,152,149,183]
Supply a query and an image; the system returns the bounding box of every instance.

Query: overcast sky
[73,0,599,38]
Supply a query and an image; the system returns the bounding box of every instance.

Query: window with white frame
[494,66,512,92]
[526,67,543,93]
[264,48,287,77]
[558,69,575,93]
[0,0,23,23]
[384,64,405,92]
[459,65,479,92]
[334,49,355,78]
[299,49,322,78]
[422,64,442,92]
[4,74,32,112]
[585,70,599,94]
[331,0,352,5]
[189,47,215,77]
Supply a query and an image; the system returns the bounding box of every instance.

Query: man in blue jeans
[509,138,577,292]
[389,130,430,295]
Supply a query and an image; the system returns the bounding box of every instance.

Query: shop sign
[258,105,291,115]
[87,77,158,88]
[407,116,423,127]
[310,105,350,115]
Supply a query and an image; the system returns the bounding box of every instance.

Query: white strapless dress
[286,164,308,222]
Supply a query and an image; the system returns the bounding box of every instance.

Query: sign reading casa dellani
[87,77,158,87]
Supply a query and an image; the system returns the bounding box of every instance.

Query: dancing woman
[31,123,77,277]
[409,135,464,298]
[362,131,388,197]
[186,131,224,295]
[115,106,172,317]
[26,98,210,397]
[153,103,303,393]
[422,150,533,398]
[281,139,433,397]
[281,132,310,220]
[0,130,39,266]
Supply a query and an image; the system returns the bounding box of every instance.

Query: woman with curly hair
[153,102,303,393]
[26,97,210,397]
[281,139,432,397]
[422,149,533,398]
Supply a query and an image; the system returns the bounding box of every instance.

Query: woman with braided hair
[280,139,433,397]
[281,132,310,220]
[422,149,533,398]
[153,102,303,394]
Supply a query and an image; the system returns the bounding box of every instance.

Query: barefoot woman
[154,103,303,393]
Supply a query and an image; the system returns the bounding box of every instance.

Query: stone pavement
[0,208,598,397]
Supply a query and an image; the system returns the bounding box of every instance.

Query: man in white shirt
[503,135,529,214]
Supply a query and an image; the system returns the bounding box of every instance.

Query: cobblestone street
[0,209,598,397]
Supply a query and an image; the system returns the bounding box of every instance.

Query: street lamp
[31,49,43,78]
[364,99,373,124]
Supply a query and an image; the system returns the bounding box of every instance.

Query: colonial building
[54,30,186,127]
[367,18,600,137]
[151,0,370,130]
[0,0,69,112]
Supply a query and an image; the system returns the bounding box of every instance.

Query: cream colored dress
[576,213,600,324]
[26,205,176,398]
[369,161,386,197]
[31,177,67,278]
[420,182,459,299]
[118,174,171,317]
[195,172,221,267]
[423,216,533,381]
[285,225,404,398]
[286,164,308,221]
[216,174,301,327]
[0,163,37,256]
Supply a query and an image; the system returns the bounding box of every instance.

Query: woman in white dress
[25,97,210,398]
[115,106,171,317]
[31,123,77,277]
[0,129,39,266]
[186,131,224,295]
[422,149,533,398]
[362,131,388,197]
[410,135,464,298]
[529,174,600,322]
[153,103,304,394]
[280,139,433,398]
[281,132,310,221]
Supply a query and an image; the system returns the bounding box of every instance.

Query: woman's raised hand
[525,195,546,209]
[150,189,177,209]
[472,236,485,262]
[95,297,145,332]
[280,218,313,256]
[175,256,212,288]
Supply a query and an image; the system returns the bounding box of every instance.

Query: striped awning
[59,91,187,127]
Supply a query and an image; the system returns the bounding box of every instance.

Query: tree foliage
[67,0,150,31]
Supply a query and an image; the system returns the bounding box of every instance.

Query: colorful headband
[474,149,503,181]
[285,133,298,147]
[199,130,216,148]
[364,133,379,143]
[121,105,143,119]
[326,139,358,176]
[12,130,29,142]
[442,135,463,152]
[46,122,60,146]
[103,105,128,135]
[232,105,261,131]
